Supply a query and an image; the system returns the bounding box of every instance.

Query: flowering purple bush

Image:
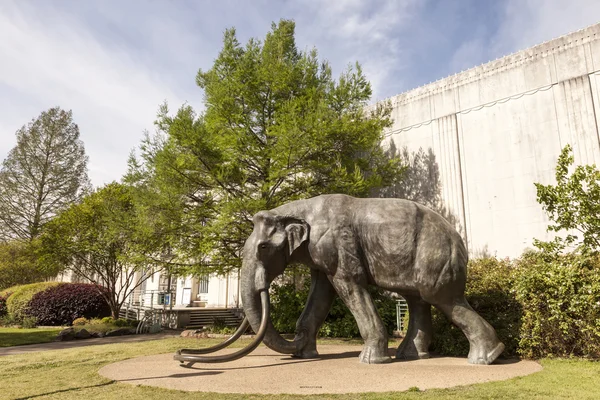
[26,283,111,326]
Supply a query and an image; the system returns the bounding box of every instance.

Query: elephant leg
[434,297,505,365]
[293,269,337,359]
[396,295,432,360]
[330,276,391,364]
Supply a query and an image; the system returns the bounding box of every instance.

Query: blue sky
[1,0,599,187]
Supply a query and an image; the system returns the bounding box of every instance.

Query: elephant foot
[396,348,430,360]
[359,346,392,364]
[396,337,430,360]
[292,348,320,359]
[468,341,505,365]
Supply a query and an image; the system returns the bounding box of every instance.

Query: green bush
[6,282,60,322]
[0,294,8,318]
[0,285,20,298]
[514,251,600,358]
[431,252,600,359]
[72,317,89,326]
[21,316,37,329]
[431,257,522,357]
[114,318,134,327]
[270,277,397,338]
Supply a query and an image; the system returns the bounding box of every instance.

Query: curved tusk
[175,317,250,355]
[173,290,270,365]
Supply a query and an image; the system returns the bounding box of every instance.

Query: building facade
[374,23,600,258]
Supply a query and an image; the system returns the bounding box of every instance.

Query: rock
[105,327,133,337]
[180,329,208,338]
[75,329,91,339]
[55,327,76,341]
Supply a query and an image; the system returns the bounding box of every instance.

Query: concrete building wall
[377,24,600,258]
[206,272,241,308]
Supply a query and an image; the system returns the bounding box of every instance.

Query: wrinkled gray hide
[241,194,504,365]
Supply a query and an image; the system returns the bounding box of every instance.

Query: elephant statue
[174,194,505,366]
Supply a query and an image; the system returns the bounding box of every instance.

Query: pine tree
[127,20,401,274]
[0,107,90,242]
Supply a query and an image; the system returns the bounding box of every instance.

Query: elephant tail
[454,236,469,270]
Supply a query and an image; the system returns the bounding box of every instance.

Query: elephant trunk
[241,259,305,355]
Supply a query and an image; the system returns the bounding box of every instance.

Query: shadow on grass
[13,381,115,400]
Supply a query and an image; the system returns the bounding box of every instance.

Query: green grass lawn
[0,327,62,347]
[0,337,598,400]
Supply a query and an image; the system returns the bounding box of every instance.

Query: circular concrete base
[99,345,542,395]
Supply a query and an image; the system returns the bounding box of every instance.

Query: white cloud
[494,0,600,54]
[291,0,423,101]
[1,0,598,188]
[0,1,195,186]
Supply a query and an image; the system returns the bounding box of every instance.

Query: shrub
[0,285,20,298]
[270,278,398,338]
[6,282,61,322]
[514,251,600,358]
[0,294,8,318]
[431,257,521,357]
[72,317,89,326]
[114,318,135,327]
[431,252,600,359]
[101,316,114,324]
[26,283,111,326]
[21,316,37,329]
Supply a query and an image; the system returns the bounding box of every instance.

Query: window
[198,275,209,293]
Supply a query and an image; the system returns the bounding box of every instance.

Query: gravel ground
[99,344,542,395]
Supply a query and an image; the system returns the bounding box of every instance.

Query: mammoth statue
[175,194,504,366]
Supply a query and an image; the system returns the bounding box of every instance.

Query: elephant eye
[259,243,267,249]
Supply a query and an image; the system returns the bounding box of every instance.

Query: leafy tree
[0,240,58,291]
[0,107,90,242]
[127,20,402,274]
[534,144,600,254]
[39,183,162,318]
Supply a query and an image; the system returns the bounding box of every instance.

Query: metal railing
[120,289,177,330]
[396,297,408,333]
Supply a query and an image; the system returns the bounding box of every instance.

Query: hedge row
[6,282,60,321]
[432,251,600,358]
[2,282,111,326]
[270,251,600,359]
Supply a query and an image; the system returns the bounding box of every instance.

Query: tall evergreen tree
[127,20,402,274]
[0,107,90,242]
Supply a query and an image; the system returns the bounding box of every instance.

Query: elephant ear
[282,217,309,256]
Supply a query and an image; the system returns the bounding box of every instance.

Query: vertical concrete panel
[553,76,600,166]
[590,38,600,70]
[389,123,435,152]
[390,95,432,129]
[588,73,600,152]
[522,54,556,88]
[433,115,467,240]
[458,89,561,257]
[554,45,589,82]
[431,87,459,117]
